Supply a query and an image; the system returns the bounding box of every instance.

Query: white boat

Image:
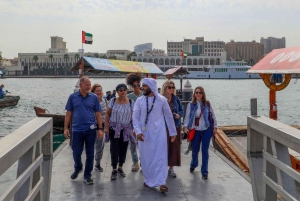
[184,60,260,79]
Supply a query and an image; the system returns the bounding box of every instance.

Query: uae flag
[181,51,188,58]
[82,31,93,44]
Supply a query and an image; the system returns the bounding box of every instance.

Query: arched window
[204,58,209,65]
[165,58,169,65]
[216,58,220,65]
[149,58,153,63]
[133,59,136,61]
[138,58,142,62]
[193,58,197,65]
[143,58,147,62]
[154,58,158,64]
[159,58,164,65]
[170,58,175,65]
[187,58,192,65]
[210,58,215,65]
[199,58,203,65]
[176,58,181,65]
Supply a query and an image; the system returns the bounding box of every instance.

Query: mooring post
[250,98,257,116]
[248,98,264,201]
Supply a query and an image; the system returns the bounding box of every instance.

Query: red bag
[187,106,205,142]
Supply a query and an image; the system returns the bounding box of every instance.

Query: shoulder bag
[187,105,205,142]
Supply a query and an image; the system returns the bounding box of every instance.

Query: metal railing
[0,117,53,201]
[247,98,299,201]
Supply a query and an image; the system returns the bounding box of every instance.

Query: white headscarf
[142,78,164,101]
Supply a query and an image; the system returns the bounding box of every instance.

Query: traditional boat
[34,106,65,129]
[0,96,20,108]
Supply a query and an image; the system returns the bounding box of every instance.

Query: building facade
[167,37,225,57]
[46,36,68,53]
[106,50,131,60]
[134,43,152,54]
[143,49,165,56]
[224,40,264,63]
[260,37,286,54]
[131,52,227,72]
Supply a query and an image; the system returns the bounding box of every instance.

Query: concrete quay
[50,140,253,201]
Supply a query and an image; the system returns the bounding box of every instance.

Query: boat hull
[0,96,20,108]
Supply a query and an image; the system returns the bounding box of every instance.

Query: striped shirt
[108,98,134,125]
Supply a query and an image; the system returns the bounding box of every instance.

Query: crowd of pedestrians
[63,73,218,192]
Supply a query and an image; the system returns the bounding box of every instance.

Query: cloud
[0,0,300,58]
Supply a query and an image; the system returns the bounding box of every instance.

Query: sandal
[160,185,168,193]
[143,182,149,187]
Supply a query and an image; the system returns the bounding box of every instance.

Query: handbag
[207,101,214,130]
[187,105,205,142]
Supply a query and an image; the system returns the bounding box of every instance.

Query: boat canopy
[70,56,163,75]
[163,66,189,76]
[247,46,300,74]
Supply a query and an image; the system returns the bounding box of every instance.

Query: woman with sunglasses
[104,83,136,180]
[183,86,218,179]
[91,84,107,173]
[161,80,183,178]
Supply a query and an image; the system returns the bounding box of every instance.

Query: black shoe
[111,170,118,180]
[83,177,94,185]
[70,169,83,180]
[190,167,195,173]
[95,164,103,172]
[202,174,208,180]
[118,168,126,177]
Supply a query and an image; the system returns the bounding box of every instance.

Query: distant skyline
[1,0,300,59]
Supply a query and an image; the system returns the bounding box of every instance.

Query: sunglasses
[167,86,175,89]
[118,89,127,92]
[195,92,203,95]
[133,84,141,88]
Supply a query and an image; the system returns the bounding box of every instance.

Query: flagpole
[80,32,84,79]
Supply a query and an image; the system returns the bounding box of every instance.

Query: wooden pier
[49,140,253,201]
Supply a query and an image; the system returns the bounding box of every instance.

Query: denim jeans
[129,135,139,163]
[72,129,96,178]
[190,128,212,175]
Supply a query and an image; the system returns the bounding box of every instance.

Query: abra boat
[185,60,261,79]
[34,106,65,128]
[0,95,20,108]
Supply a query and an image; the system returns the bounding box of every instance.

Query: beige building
[143,49,165,56]
[46,36,68,53]
[106,50,131,60]
[167,37,225,57]
[224,40,264,63]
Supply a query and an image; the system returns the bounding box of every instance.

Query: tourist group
[63,73,218,193]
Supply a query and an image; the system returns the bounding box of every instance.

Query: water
[1,78,300,138]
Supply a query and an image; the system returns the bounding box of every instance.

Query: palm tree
[63,54,69,67]
[100,55,107,59]
[94,53,99,58]
[49,54,53,69]
[127,51,137,61]
[75,54,80,61]
[33,55,38,70]
[0,55,2,67]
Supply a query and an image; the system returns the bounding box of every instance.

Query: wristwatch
[98,127,104,131]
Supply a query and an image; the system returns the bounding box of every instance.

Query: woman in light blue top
[183,86,218,179]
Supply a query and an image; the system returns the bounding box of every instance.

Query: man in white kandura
[132,78,177,193]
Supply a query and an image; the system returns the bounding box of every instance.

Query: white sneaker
[131,162,140,171]
[168,169,177,178]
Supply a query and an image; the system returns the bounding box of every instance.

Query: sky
[0,0,300,59]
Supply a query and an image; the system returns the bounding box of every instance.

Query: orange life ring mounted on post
[260,74,291,91]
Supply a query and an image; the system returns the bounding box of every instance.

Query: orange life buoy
[260,74,291,91]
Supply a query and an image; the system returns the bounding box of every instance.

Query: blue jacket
[187,102,210,129]
[172,94,183,128]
